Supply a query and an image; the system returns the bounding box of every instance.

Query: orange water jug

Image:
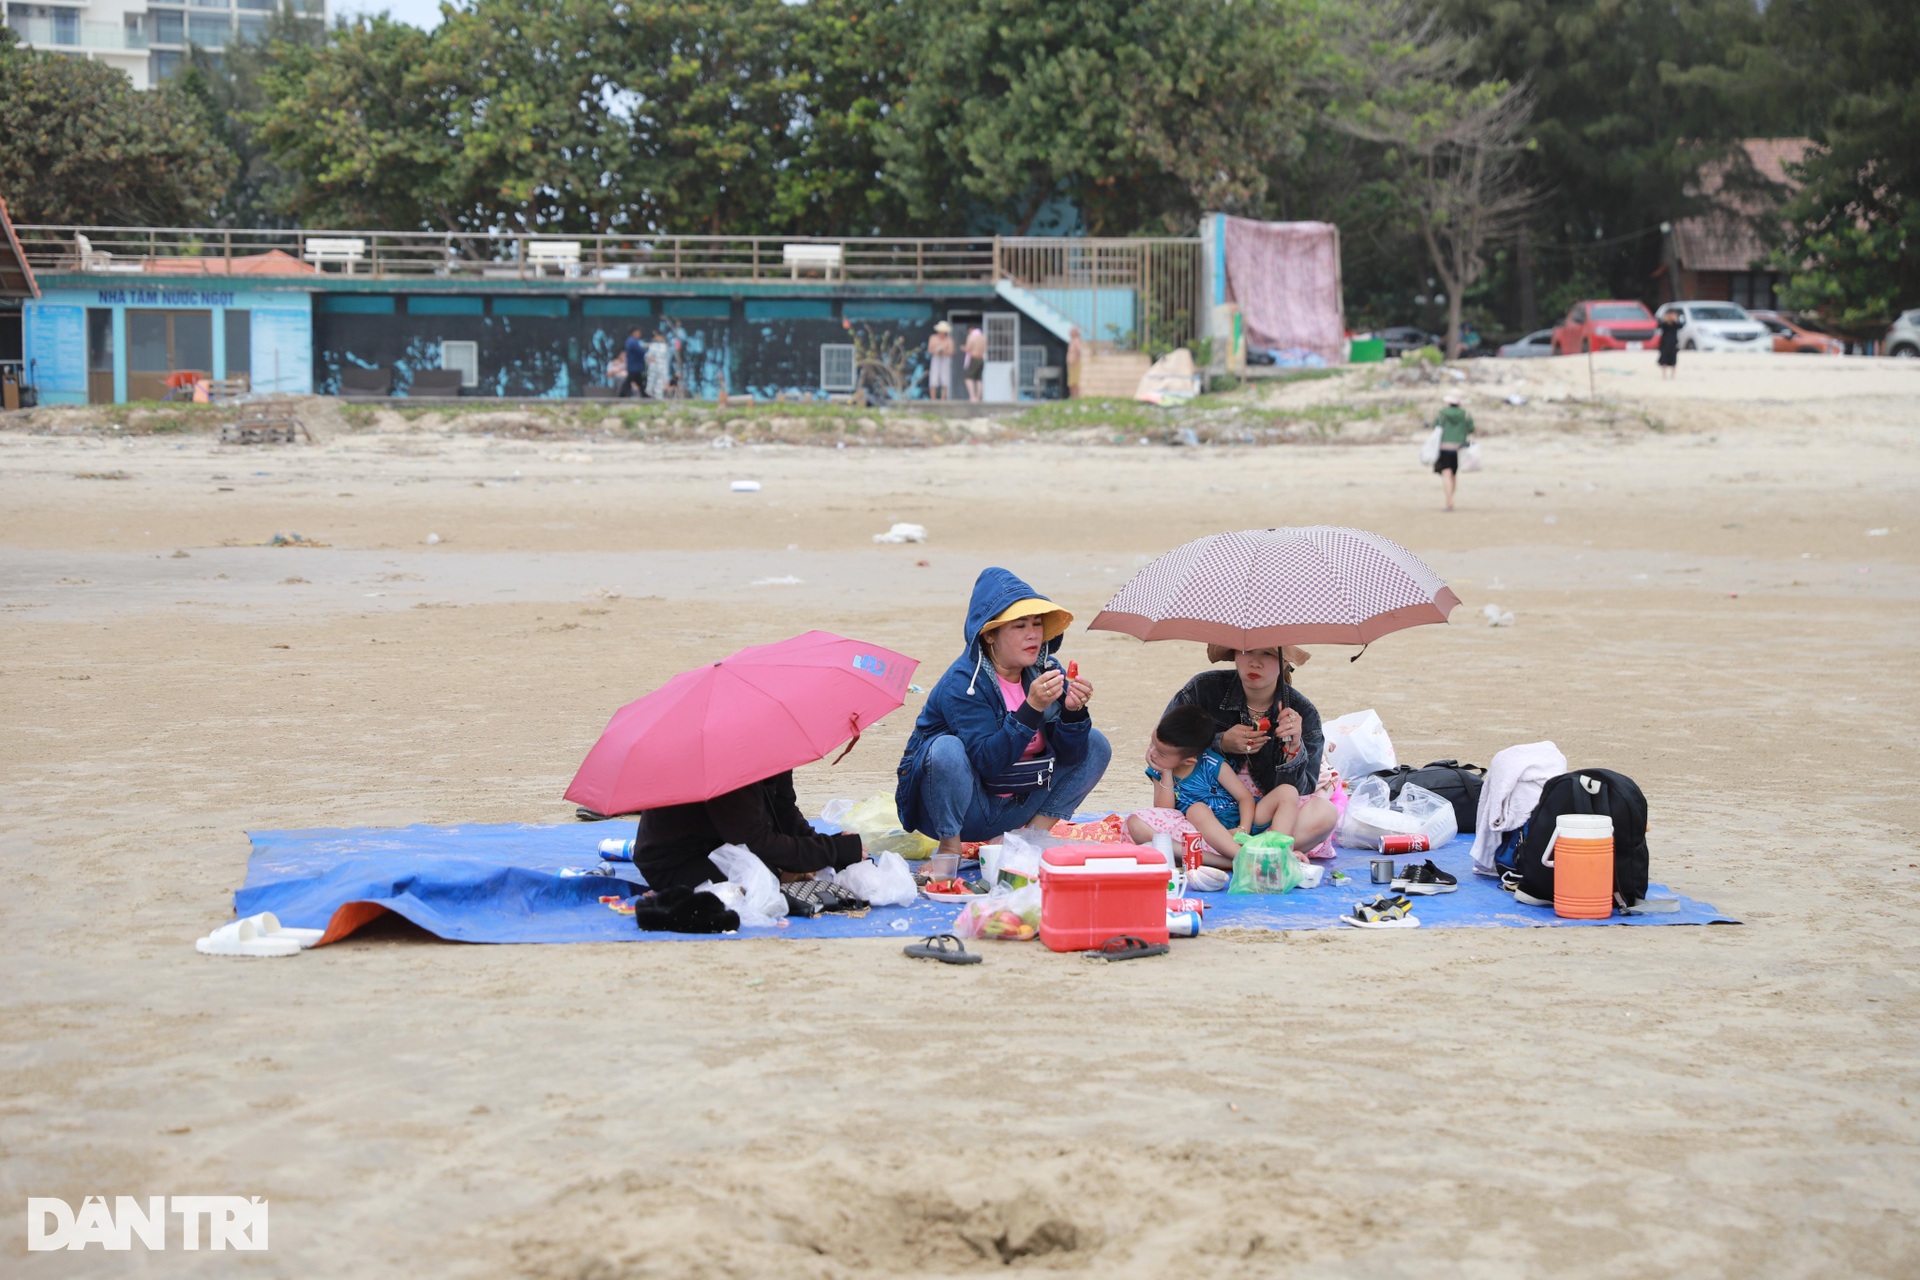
[1549,813,1614,919]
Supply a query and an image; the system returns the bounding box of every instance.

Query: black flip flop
[903,934,981,965]
[1092,935,1170,962]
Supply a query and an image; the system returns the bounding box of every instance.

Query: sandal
[903,934,981,965]
[1340,895,1420,929]
[1090,935,1170,962]
[1391,859,1458,895]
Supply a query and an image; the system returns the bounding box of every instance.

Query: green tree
[0,28,233,225]
[880,0,1310,234]
[1762,0,1920,334]
[177,3,327,228]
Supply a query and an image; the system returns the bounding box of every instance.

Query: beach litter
[873,523,928,544]
[1483,604,1515,627]
[1866,528,1889,537]
[270,532,326,547]
[751,575,803,586]
[425,532,442,545]
[731,480,762,492]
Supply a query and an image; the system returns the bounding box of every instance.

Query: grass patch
[339,404,378,429]
[1009,397,1169,434]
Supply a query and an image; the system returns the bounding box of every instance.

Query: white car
[1496,328,1555,358]
[1886,309,1920,358]
[1654,301,1771,352]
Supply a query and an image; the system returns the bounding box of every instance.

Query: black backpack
[1375,760,1486,833]
[1513,769,1650,908]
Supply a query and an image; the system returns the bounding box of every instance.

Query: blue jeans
[917,730,1112,842]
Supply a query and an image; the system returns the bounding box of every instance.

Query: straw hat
[1207,643,1310,670]
[934,321,951,334]
[1443,390,1463,406]
[982,597,1074,643]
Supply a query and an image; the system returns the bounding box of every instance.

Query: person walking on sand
[927,321,954,401]
[1657,310,1683,381]
[963,326,987,402]
[1432,390,1475,511]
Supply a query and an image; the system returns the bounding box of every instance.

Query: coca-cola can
[1180,832,1208,868]
[1167,897,1208,915]
[1382,833,1431,855]
[1167,910,1203,938]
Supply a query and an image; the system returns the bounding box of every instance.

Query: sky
[329,0,446,30]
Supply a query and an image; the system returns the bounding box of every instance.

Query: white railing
[6,15,147,50]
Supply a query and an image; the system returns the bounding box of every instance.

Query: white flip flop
[252,912,324,949]
[1341,912,1421,929]
[195,913,306,957]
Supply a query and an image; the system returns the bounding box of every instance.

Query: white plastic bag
[951,881,1041,940]
[1419,425,1443,466]
[832,851,918,907]
[1322,709,1397,780]
[1394,782,1460,847]
[819,797,856,827]
[843,793,937,860]
[1461,440,1483,472]
[704,844,788,927]
[1337,779,1459,851]
[994,829,1049,888]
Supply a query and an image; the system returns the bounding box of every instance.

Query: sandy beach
[3,351,1918,1277]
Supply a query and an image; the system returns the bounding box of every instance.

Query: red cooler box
[1039,844,1172,952]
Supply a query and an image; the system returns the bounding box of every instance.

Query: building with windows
[3,0,324,89]
[1656,138,1812,311]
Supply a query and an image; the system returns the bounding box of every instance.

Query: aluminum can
[1180,832,1208,868]
[1166,910,1203,938]
[1382,833,1431,855]
[1167,897,1208,915]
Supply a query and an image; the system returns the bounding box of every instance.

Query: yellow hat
[981,597,1073,643]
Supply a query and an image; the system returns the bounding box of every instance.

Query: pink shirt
[997,675,1045,760]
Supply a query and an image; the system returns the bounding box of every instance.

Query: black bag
[1377,760,1486,833]
[1512,769,1650,908]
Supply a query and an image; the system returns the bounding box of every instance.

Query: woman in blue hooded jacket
[895,568,1112,857]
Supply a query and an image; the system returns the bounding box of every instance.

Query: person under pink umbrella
[633,771,865,893]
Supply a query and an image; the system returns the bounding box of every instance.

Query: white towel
[1469,741,1567,876]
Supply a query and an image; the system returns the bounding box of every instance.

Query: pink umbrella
[1089,525,1460,648]
[564,630,919,815]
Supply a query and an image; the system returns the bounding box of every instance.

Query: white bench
[303,238,367,274]
[527,240,583,277]
[783,243,843,280]
[74,233,144,273]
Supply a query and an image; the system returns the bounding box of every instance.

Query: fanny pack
[983,755,1056,795]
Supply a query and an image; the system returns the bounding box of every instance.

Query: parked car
[1885,309,1920,358]
[1749,310,1844,354]
[1379,326,1441,357]
[1551,300,1659,354]
[1652,300,1771,352]
[1496,328,1556,358]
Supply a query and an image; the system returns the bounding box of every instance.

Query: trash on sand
[425,532,442,545]
[731,480,762,493]
[873,523,927,544]
[908,684,924,694]
[1173,427,1202,447]
[1866,528,1890,537]
[1506,394,1528,406]
[1483,604,1514,627]
[270,531,326,547]
[1446,368,1467,381]
[710,435,735,449]
[751,575,804,586]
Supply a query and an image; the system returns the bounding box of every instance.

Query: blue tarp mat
[237,824,1736,945]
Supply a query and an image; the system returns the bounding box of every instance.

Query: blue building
[13,227,1210,405]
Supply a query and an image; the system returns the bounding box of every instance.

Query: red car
[1749,311,1845,354]
[1551,300,1660,354]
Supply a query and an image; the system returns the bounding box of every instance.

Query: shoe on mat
[1391,859,1458,895]
[1512,887,1553,907]
[1341,895,1420,929]
[904,933,981,965]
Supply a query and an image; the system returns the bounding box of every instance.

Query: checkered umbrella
[1088,526,1460,648]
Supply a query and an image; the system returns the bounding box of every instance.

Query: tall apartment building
[4,0,324,91]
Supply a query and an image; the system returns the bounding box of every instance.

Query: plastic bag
[951,881,1041,941]
[843,793,937,861]
[832,851,918,908]
[992,829,1049,888]
[1461,441,1483,473]
[1419,425,1443,466]
[704,844,788,927]
[819,797,856,828]
[1322,709,1397,780]
[1337,779,1459,851]
[1227,831,1301,893]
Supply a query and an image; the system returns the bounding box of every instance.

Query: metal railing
[5,15,147,50]
[19,225,1204,348]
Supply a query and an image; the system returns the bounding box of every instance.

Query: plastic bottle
[1549,813,1613,919]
